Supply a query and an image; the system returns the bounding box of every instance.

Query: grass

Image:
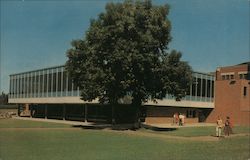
[0,118,71,128]
[0,119,249,160]
[143,125,250,137]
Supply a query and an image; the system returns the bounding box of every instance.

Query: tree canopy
[66,0,192,108]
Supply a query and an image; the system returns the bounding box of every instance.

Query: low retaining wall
[145,117,199,124]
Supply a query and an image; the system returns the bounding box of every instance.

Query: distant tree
[0,92,8,104]
[66,0,192,125]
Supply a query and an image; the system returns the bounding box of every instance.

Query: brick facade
[206,63,250,126]
[145,106,200,124]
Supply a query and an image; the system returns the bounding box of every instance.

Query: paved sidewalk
[145,122,216,129]
[12,116,111,127]
[12,116,215,129]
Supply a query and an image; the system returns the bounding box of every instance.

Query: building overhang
[145,99,214,109]
[9,97,214,109]
[8,97,98,104]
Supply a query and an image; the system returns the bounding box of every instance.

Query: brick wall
[145,117,198,124]
[145,106,199,124]
[206,64,250,126]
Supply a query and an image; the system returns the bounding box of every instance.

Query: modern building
[8,65,215,124]
[206,62,250,125]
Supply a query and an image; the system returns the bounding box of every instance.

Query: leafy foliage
[0,92,8,104]
[66,0,192,106]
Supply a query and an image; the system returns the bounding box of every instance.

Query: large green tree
[66,0,192,124]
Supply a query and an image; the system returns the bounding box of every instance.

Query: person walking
[180,114,185,126]
[216,116,223,137]
[179,113,185,126]
[224,116,233,136]
[179,113,182,126]
[228,117,233,134]
[173,112,179,125]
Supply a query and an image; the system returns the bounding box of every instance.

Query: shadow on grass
[71,123,178,132]
[71,123,111,130]
[71,124,137,131]
[142,124,177,132]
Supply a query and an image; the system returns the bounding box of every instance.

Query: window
[17,76,21,97]
[211,81,214,98]
[202,78,206,97]
[23,75,26,97]
[207,80,211,98]
[68,75,73,92]
[21,75,24,97]
[191,78,196,96]
[53,72,57,93]
[32,74,35,97]
[222,74,234,80]
[14,76,17,97]
[39,73,43,94]
[240,74,244,79]
[35,73,39,96]
[63,71,67,92]
[48,73,52,93]
[28,74,31,97]
[44,73,48,95]
[244,74,247,79]
[58,71,62,92]
[240,74,247,79]
[10,77,13,97]
[243,87,247,96]
[230,75,234,79]
[197,78,201,96]
[186,83,191,96]
[73,82,78,91]
[239,74,243,79]
[186,110,197,118]
[222,75,225,80]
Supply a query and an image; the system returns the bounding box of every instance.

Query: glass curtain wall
[9,66,80,99]
[9,66,214,102]
[165,72,215,102]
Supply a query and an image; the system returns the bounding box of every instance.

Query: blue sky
[0,0,249,93]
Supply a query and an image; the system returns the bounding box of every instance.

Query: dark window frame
[243,87,247,96]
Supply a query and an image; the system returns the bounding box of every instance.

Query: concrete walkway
[12,116,112,127]
[12,116,215,129]
[141,122,216,131]
[144,122,216,128]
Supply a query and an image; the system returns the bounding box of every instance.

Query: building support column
[45,104,48,119]
[18,104,21,116]
[84,104,88,122]
[111,104,115,125]
[30,104,33,118]
[63,104,66,120]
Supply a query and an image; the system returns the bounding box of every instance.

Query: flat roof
[10,64,214,77]
[216,61,250,71]
[9,64,65,76]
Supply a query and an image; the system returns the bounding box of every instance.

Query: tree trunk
[132,97,142,129]
[110,98,118,127]
[111,104,116,126]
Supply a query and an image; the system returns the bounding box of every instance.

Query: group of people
[216,116,233,137]
[173,113,185,126]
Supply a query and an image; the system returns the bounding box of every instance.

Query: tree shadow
[71,123,178,132]
[71,122,111,130]
[142,123,177,131]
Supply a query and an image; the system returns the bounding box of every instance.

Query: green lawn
[0,119,249,160]
[0,118,71,128]
[143,125,250,137]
